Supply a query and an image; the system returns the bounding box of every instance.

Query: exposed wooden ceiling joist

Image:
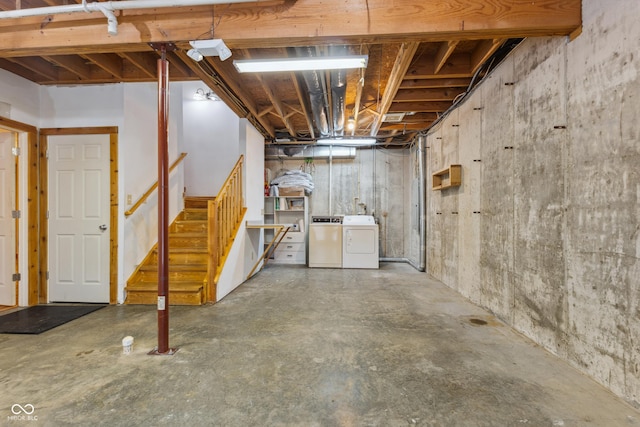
[0,0,582,146]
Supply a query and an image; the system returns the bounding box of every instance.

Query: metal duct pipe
[329,45,348,137]
[296,47,330,138]
[330,68,346,137]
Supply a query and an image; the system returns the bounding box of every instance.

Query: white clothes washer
[342,215,379,269]
[308,216,343,268]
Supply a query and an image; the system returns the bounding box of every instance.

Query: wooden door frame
[0,117,38,306]
[39,127,119,304]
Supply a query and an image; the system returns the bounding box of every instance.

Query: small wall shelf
[432,164,462,190]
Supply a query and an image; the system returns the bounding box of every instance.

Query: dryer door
[345,228,376,254]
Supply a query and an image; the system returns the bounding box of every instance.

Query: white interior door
[48,134,110,303]
[0,132,16,306]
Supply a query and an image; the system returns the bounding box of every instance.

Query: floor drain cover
[469,318,488,325]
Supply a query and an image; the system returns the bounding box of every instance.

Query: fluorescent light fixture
[234,55,368,73]
[188,39,232,62]
[316,137,377,146]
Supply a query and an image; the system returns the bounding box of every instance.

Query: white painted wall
[216,118,265,300]
[179,81,268,300]
[0,72,259,305]
[38,82,185,303]
[181,81,241,196]
[39,84,125,128]
[0,69,40,126]
[121,83,184,303]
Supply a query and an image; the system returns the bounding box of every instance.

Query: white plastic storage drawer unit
[273,232,306,264]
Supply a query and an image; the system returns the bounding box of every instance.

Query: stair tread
[169,230,207,237]
[139,264,207,271]
[169,232,206,237]
[127,202,215,306]
[154,247,208,253]
[130,274,206,283]
[126,281,204,291]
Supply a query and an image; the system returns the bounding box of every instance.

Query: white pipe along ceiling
[0,0,269,35]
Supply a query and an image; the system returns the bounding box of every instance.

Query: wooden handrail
[207,155,245,301]
[124,152,187,217]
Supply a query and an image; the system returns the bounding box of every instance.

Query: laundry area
[1,263,638,426]
[264,147,397,272]
[306,214,379,269]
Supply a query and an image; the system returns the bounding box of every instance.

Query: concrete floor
[1,263,639,426]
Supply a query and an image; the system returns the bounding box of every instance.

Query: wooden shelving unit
[432,164,462,190]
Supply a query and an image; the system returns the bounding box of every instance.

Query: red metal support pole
[150,43,177,355]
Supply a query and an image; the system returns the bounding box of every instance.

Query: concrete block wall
[426,0,640,405]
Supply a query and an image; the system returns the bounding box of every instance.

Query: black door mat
[0,305,106,334]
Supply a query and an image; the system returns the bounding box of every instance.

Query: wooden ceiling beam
[43,54,92,80]
[164,51,193,78]
[262,82,296,136]
[6,56,57,81]
[290,72,315,140]
[244,49,296,138]
[257,106,274,118]
[350,45,368,137]
[370,41,420,136]
[401,112,438,122]
[471,38,504,74]
[406,53,472,79]
[0,0,581,55]
[400,78,471,89]
[281,102,303,118]
[118,52,156,79]
[0,57,42,82]
[80,53,123,78]
[387,101,453,113]
[380,122,434,131]
[434,41,459,74]
[394,88,466,102]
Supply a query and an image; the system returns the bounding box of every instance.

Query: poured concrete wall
[265,147,412,259]
[426,0,640,405]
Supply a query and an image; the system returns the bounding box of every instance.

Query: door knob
[99,224,108,231]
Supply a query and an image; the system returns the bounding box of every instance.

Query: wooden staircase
[125,197,213,305]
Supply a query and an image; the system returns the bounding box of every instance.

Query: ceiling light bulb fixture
[188,39,232,62]
[193,88,206,100]
[233,55,369,73]
[194,88,220,101]
[187,48,204,62]
[346,116,356,131]
[316,137,376,146]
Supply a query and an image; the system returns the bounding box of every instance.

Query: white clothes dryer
[342,215,379,269]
